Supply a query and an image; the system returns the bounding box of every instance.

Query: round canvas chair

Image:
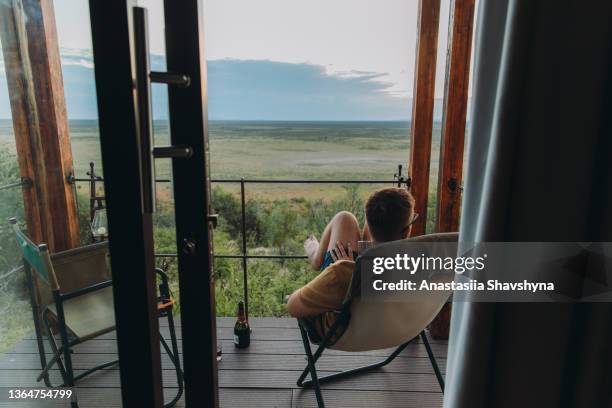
[296,232,458,408]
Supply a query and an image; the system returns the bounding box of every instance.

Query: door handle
[150,71,190,87]
[153,146,193,159]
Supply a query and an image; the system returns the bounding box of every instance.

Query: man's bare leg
[304,211,361,270]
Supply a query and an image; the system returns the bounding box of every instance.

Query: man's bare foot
[304,235,321,269]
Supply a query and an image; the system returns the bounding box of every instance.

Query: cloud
[206,59,412,120]
[59,48,95,69]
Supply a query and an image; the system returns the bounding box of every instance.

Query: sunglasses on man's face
[410,213,420,225]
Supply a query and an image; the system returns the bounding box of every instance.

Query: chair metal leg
[420,331,445,392]
[38,349,119,384]
[296,314,350,387]
[40,323,74,407]
[296,338,326,387]
[36,333,80,383]
[156,268,184,408]
[160,326,184,408]
[52,294,75,390]
[300,339,411,388]
[298,324,325,408]
[165,309,184,382]
[72,359,120,382]
[40,310,119,395]
[297,321,427,408]
[59,327,77,407]
[36,348,62,383]
[25,263,51,386]
[35,326,52,387]
[42,313,69,386]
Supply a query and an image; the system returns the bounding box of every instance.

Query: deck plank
[0,317,445,407]
[0,368,443,393]
[292,389,444,408]
[7,338,447,359]
[0,352,446,374]
[24,323,449,345]
[0,388,292,408]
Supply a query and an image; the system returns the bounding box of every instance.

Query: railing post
[89,162,96,223]
[240,178,249,321]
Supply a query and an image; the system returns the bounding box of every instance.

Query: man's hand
[330,242,354,262]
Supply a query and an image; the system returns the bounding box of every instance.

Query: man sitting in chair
[286,187,416,336]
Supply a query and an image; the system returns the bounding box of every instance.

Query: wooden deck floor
[0,317,447,407]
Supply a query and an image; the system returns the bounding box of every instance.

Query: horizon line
[0,118,447,123]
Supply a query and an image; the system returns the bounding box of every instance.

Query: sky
[53,0,451,98]
[0,0,460,120]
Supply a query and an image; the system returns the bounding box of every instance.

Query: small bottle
[233,301,250,348]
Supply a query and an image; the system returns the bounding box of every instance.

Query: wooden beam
[409,0,441,236]
[0,0,79,251]
[436,0,475,233]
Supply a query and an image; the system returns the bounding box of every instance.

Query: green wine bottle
[233,301,250,348]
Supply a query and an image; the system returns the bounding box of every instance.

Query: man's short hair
[365,187,415,242]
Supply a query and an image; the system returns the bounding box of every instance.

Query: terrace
[0,0,472,406]
[0,318,448,407]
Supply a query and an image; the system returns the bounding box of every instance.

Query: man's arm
[286,261,354,318]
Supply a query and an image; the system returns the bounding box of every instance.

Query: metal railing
[0,180,26,235]
[0,180,23,192]
[6,165,411,320]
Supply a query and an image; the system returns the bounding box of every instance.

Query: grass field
[0,119,442,200]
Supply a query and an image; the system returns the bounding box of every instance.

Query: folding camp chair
[296,232,458,408]
[10,218,183,408]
